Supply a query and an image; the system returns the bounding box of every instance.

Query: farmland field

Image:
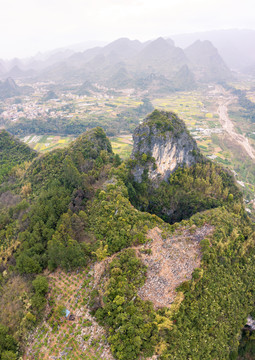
[21,134,133,159]
[110,135,133,159]
[21,135,75,152]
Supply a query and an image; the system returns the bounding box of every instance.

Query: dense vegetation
[92,249,158,360]
[0,110,254,359]
[141,109,191,134]
[87,179,159,254]
[127,158,241,223]
[160,206,255,359]
[0,127,117,357]
[4,127,115,272]
[237,327,255,359]
[0,130,36,182]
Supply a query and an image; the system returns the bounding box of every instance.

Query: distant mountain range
[0,35,234,94]
[2,30,254,93]
[171,29,255,72]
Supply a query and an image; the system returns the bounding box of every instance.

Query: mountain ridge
[0,36,232,93]
[184,39,232,82]
[171,29,255,70]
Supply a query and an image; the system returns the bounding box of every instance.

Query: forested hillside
[0,111,254,360]
[0,130,36,182]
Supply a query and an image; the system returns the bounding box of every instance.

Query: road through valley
[217,96,255,160]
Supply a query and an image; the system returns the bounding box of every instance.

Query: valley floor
[216,86,255,160]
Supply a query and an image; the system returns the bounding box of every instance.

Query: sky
[0,0,255,59]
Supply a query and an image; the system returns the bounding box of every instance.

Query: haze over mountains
[171,29,255,71]
[0,32,240,96]
[0,29,255,99]
[1,29,253,81]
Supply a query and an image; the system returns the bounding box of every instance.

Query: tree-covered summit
[25,126,113,192]
[140,109,191,135]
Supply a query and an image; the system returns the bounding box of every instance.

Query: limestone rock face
[131,110,200,183]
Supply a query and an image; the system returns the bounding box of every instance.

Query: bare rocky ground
[137,225,214,308]
[93,224,214,311]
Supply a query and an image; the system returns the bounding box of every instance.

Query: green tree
[32,276,48,296]
[1,350,17,360]
[16,253,42,274]
[0,324,17,356]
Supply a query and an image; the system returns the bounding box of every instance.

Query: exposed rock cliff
[131,109,201,183]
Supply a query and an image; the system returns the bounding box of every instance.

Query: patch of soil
[137,225,214,309]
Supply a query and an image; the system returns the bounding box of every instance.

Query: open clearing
[137,225,214,309]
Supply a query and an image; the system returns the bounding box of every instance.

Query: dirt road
[217,95,255,160]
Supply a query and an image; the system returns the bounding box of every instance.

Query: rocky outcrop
[131,110,201,183]
[137,225,214,309]
[245,316,255,331]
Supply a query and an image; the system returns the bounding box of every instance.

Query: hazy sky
[1,0,254,58]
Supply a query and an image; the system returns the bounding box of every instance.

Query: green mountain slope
[0,111,254,360]
[0,129,37,183]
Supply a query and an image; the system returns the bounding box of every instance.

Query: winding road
[217,92,255,160]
